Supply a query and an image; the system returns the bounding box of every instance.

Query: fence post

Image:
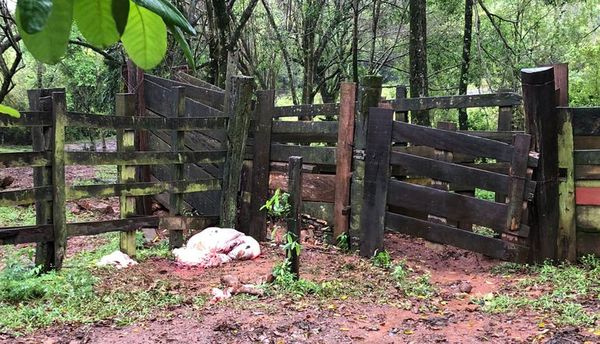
[359,108,394,257]
[28,89,58,271]
[248,90,275,241]
[117,93,137,257]
[505,134,531,232]
[287,156,303,279]
[334,82,356,239]
[50,92,67,269]
[395,86,408,123]
[349,75,382,248]
[221,76,255,228]
[522,66,559,262]
[496,104,513,203]
[169,86,186,248]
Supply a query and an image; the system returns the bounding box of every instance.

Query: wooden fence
[0,79,253,270]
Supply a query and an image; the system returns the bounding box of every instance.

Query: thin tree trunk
[458,0,474,130]
[352,0,359,83]
[409,0,429,126]
[369,0,381,73]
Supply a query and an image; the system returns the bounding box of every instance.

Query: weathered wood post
[117,93,137,257]
[496,98,513,203]
[333,82,356,239]
[359,108,394,257]
[349,75,383,248]
[28,88,61,271]
[521,66,559,262]
[553,63,576,261]
[169,86,186,248]
[221,76,255,228]
[249,90,275,241]
[51,91,67,269]
[395,86,408,123]
[287,156,303,278]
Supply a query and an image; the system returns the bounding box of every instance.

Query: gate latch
[353,149,365,161]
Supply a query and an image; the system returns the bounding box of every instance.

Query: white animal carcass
[97,250,138,269]
[173,227,261,268]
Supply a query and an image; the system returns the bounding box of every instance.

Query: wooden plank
[576,231,600,257]
[0,151,50,167]
[287,156,302,278]
[557,109,577,261]
[574,150,600,165]
[248,91,274,241]
[274,103,340,118]
[391,92,522,112]
[28,89,55,271]
[390,151,512,194]
[143,79,172,116]
[51,92,67,269]
[117,93,137,257]
[68,179,220,200]
[387,180,508,232]
[0,224,54,245]
[168,86,186,248]
[185,97,225,118]
[505,134,531,231]
[334,82,356,238]
[393,121,516,162]
[270,144,336,165]
[66,112,227,130]
[271,121,338,143]
[220,76,255,228]
[349,76,382,246]
[496,106,513,203]
[68,216,159,237]
[522,66,559,262]
[65,150,226,166]
[303,201,334,224]
[575,165,600,180]
[0,187,52,206]
[459,130,519,144]
[385,212,528,262]
[576,180,600,187]
[359,108,394,257]
[0,111,52,127]
[575,188,600,206]
[574,136,600,150]
[269,172,335,203]
[571,107,600,136]
[145,74,225,110]
[174,71,224,92]
[576,206,600,231]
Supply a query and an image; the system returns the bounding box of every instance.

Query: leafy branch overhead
[15,0,196,70]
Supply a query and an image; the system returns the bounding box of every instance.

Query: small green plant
[268,259,342,298]
[371,249,392,269]
[391,260,436,298]
[260,189,291,219]
[336,232,350,251]
[282,232,302,258]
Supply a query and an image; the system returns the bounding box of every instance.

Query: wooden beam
[117,93,137,257]
[287,156,303,279]
[391,92,522,112]
[274,103,339,118]
[51,91,67,269]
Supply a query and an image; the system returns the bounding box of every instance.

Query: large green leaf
[16,0,53,34]
[16,0,73,64]
[133,0,195,35]
[121,1,167,69]
[169,24,195,70]
[112,0,130,36]
[0,105,20,118]
[74,0,121,48]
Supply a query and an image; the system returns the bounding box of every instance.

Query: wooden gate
[360,108,538,262]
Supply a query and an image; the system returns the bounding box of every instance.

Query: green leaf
[132,0,195,35]
[16,0,73,65]
[0,105,21,118]
[169,24,195,70]
[121,1,167,69]
[16,0,53,34]
[112,0,130,35]
[74,0,121,48]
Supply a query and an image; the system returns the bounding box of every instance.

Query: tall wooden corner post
[349,76,382,249]
[169,86,186,248]
[51,91,68,269]
[220,76,255,228]
[28,88,63,271]
[117,93,137,257]
[287,156,303,279]
[521,66,559,263]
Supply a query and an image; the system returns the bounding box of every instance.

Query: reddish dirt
[2,234,597,344]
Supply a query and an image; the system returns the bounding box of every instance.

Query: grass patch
[0,145,30,153]
[0,233,182,335]
[391,260,436,299]
[477,256,600,326]
[0,205,35,227]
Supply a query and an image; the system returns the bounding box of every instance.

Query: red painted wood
[576,187,600,205]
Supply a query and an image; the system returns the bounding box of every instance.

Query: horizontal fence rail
[390,92,522,112]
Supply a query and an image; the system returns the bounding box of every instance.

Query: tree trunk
[409,0,429,126]
[458,0,474,130]
[352,0,359,84]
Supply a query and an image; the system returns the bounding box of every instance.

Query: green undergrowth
[476,256,600,327]
[0,206,36,227]
[0,233,179,335]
